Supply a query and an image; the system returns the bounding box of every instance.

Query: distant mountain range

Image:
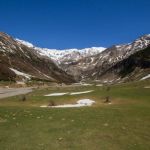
[16,38,106,64]
[0,32,150,84]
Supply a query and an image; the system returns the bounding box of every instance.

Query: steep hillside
[97,46,150,82]
[0,32,75,83]
[62,34,150,81]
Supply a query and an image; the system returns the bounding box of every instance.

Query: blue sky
[0,0,150,49]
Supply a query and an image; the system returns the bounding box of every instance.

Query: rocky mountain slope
[0,32,75,83]
[0,32,150,84]
[61,34,150,81]
[95,46,150,83]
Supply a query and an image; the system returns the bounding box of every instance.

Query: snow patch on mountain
[35,47,106,62]
[9,68,32,79]
[141,74,150,80]
[15,38,106,61]
[16,39,34,48]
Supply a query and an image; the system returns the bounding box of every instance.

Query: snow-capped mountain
[59,34,150,81]
[1,32,150,84]
[15,39,106,63]
[0,32,75,83]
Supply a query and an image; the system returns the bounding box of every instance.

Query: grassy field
[0,80,150,150]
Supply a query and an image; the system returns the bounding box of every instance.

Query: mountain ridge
[0,32,75,84]
[57,34,150,81]
[0,31,150,84]
[16,38,106,63]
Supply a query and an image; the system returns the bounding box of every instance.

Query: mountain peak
[16,38,34,48]
[15,38,106,62]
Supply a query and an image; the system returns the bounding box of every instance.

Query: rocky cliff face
[0,32,75,83]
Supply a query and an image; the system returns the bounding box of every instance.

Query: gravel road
[0,87,33,99]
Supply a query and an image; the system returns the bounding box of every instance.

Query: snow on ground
[144,86,150,89]
[77,99,95,105]
[40,99,95,108]
[9,68,32,79]
[40,105,47,108]
[70,90,94,95]
[140,74,150,80]
[96,84,103,87]
[45,90,94,96]
[45,93,68,96]
[64,82,94,86]
[81,83,93,86]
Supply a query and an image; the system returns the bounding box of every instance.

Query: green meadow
[0,80,150,150]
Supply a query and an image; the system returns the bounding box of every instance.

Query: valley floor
[0,80,150,150]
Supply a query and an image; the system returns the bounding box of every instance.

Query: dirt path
[0,87,33,99]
